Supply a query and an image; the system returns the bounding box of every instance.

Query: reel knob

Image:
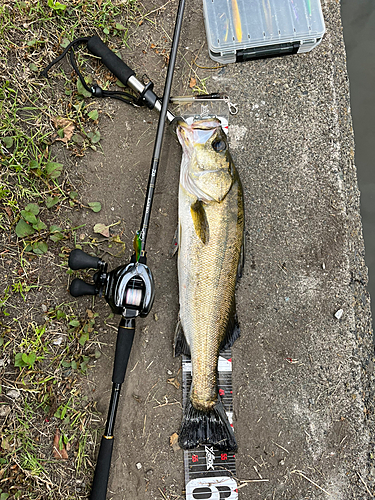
[69,249,101,270]
[70,278,98,297]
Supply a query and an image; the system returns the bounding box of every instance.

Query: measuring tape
[179,113,237,499]
[182,349,238,500]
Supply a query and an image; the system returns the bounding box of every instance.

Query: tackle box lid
[202,0,326,64]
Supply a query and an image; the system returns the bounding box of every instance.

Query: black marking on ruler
[182,349,238,499]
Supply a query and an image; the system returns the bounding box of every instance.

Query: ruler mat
[182,350,238,500]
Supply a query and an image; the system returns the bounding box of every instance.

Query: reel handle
[87,35,135,86]
[69,249,101,270]
[70,278,97,297]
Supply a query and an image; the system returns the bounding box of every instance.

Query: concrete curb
[211,1,375,497]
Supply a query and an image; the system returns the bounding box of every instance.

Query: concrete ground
[74,0,375,498]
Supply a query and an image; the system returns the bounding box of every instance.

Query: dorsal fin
[237,242,245,280]
[220,303,240,352]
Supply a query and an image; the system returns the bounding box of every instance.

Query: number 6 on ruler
[186,476,238,500]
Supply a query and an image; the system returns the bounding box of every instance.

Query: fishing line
[41,37,143,107]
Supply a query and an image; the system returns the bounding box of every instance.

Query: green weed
[14,323,49,369]
[0,0,143,497]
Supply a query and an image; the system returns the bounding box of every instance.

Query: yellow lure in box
[231,0,242,42]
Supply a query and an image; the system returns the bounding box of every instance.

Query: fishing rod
[41,34,175,123]
[66,1,186,499]
[86,35,175,123]
[42,35,235,123]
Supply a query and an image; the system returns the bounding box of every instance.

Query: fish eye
[211,139,226,152]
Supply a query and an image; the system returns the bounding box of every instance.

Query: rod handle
[113,318,136,384]
[87,35,135,86]
[70,278,97,297]
[69,249,100,270]
[89,436,114,500]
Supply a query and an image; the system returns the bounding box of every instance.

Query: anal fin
[174,318,191,357]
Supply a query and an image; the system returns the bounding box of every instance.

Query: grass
[0,1,146,498]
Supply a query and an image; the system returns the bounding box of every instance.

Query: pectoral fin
[168,225,179,258]
[190,200,209,244]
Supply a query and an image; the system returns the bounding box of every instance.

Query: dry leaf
[0,405,11,418]
[169,432,180,452]
[189,77,196,88]
[53,429,68,459]
[52,117,75,143]
[150,43,156,49]
[167,377,180,389]
[93,223,110,238]
[4,207,12,219]
[1,437,10,451]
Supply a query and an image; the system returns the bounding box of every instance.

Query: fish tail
[178,397,237,451]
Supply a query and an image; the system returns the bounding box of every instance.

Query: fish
[174,117,244,451]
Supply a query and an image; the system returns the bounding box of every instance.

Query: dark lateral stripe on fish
[178,398,237,451]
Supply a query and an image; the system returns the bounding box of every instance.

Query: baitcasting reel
[68,249,155,319]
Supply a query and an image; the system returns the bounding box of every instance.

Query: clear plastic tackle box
[202,0,326,64]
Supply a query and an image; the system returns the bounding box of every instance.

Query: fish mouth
[178,117,221,130]
[177,118,222,149]
[170,115,186,136]
[191,169,221,175]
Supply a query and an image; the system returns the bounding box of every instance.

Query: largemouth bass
[175,118,244,451]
